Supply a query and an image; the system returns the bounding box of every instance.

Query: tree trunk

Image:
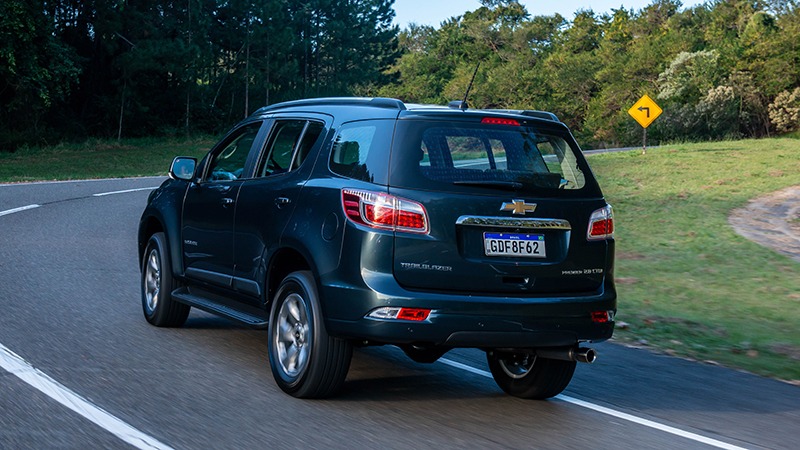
[117,80,126,141]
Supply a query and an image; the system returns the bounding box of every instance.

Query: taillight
[342,189,429,234]
[587,205,614,240]
[481,117,520,126]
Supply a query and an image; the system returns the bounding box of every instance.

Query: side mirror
[169,157,197,181]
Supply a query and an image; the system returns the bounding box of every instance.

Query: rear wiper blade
[452,180,523,190]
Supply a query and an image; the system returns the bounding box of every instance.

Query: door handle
[222,197,235,205]
[274,197,291,208]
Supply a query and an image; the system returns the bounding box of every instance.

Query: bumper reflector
[591,310,615,323]
[367,307,431,321]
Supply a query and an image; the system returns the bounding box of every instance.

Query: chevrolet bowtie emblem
[500,199,537,215]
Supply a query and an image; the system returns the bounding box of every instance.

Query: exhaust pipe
[536,346,597,364]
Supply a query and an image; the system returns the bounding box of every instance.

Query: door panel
[182,122,263,286]
[183,182,241,284]
[233,119,326,296]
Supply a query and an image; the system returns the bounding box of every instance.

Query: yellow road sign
[628,95,662,128]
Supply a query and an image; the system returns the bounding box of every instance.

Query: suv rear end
[315,103,616,398]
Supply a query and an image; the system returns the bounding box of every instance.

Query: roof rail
[486,109,560,122]
[254,97,406,115]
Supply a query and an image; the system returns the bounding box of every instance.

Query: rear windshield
[389,119,595,194]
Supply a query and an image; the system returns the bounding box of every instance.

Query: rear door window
[256,120,324,177]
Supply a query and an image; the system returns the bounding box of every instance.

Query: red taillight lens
[341,189,429,234]
[397,308,431,321]
[481,117,520,126]
[587,205,614,241]
[590,218,614,236]
[364,202,394,227]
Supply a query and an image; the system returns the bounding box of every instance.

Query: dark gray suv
[138,97,616,399]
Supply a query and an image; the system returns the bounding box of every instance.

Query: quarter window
[329,120,394,183]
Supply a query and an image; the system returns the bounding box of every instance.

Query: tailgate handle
[456,216,571,230]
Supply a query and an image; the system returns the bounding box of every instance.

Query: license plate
[484,232,546,258]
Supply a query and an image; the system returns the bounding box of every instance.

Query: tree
[0,0,80,149]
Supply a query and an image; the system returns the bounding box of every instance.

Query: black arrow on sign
[638,106,650,118]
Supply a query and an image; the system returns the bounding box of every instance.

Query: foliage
[0,0,80,148]
[380,0,800,148]
[0,0,397,150]
[769,87,800,132]
[4,1,800,149]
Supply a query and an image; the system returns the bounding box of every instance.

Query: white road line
[93,187,159,197]
[0,343,173,450]
[557,395,748,450]
[439,356,492,377]
[438,357,749,450]
[0,204,41,217]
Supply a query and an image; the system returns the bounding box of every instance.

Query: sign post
[627,95,663,154]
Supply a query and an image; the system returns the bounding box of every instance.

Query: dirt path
[729,185,800,263]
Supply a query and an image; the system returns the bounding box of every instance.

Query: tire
[141,232,190,327]
[268,271,352,398]
[486,350,576,399]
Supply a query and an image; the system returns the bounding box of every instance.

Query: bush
[769,88,800,133]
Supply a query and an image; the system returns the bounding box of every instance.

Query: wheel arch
[138,210,184,276]
[265,245,318,307]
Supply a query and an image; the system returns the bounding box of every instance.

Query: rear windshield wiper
[452,180,523,190]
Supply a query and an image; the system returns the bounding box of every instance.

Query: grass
[2,136,799,381]
[588,139,800,382]
[0,136,214,182]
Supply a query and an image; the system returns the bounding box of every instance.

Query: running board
[171,288,269,329]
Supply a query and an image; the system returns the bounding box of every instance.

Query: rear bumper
[321,270,616,348]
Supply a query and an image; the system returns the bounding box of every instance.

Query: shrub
[769,88,800,133]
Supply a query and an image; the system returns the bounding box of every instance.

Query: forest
[2,0,800,150]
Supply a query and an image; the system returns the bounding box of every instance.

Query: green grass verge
[589,139,800,382]
[2,137,799,381]
[0,137,214,182]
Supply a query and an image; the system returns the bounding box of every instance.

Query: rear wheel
[141,232,190,327]
[268,271,352,398]
[486,350,576,399]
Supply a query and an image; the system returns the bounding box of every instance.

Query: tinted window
[391,120,593,194]
[207,122,261,181]
[329,120,394,184]
[257,120,324,177]
[291,122,324,170]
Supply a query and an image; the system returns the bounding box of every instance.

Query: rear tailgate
[387,115,611,296]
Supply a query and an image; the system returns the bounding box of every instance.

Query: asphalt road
[1,178,798,449]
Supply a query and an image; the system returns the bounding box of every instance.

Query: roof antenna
[459,63,480,110]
